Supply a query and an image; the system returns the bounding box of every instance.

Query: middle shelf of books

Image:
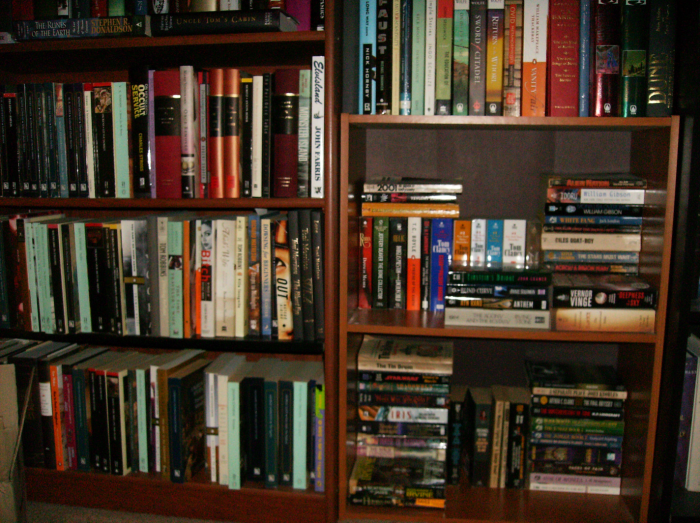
[338,114,681,523]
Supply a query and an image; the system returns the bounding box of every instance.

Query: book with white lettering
[552,273,657,308]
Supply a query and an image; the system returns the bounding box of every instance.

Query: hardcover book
[14,16,150,40]
[554,307,655,333]
[468,0,487,114]
[223,68,241,199]
[620,0,648,116]
[590,0,622,117]
[153,70,182,199]
[272,69,300,198]
[546,0,580,116]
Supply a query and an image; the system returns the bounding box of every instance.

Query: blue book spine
[134,0,148,14]
[359,0,377,114]
[429,218,453,312]
[578,0,591,116]
[400,0,413,115]
[486,219,503,269]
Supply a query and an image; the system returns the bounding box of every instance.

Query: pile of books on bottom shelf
[2,339,325,490]
[349,336,454,508]
[525,360,626,495]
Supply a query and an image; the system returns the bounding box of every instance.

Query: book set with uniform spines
[0,59,325,200]
[0,209,324,343]
[357,0,675,117]
[4,339,325,490]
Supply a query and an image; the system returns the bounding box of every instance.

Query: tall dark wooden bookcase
[338,114,682,523]
[0,8,342,523]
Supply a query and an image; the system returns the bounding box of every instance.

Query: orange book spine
[223,68,241,198]
[452,219,472,269]
[50,366,65,471]
[406,217,421,311]
[208,69,225,199]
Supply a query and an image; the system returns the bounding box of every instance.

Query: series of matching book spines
[0,210,324,344]
[358,0,674,118]
[0,57,326,200]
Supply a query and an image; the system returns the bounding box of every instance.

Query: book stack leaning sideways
[358,177,462,313]
[349,335,454,508]
[444,219,551,329]
[525,360,627,495]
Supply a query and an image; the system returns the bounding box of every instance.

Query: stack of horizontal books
[349,335,453,508]
[525,360,626,495]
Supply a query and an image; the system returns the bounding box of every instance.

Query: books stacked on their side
[358,177,463,313]
[349,335,454,508]
[551,273,657,333]
[542,173,647,276]
[525,360,627,495]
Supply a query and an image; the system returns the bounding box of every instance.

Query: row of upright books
[357,0,675,117]
[0,61,325,199]
[0,209,325,342]
[4,339,325,489]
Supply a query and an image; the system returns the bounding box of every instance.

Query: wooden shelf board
[26,467,326,523]
[344,484,636,523]
[346,309,658,343]
[0,197,325,210]
[344,115,674,131]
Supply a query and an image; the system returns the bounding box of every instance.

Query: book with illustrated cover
[357,336,454,374]
[552,273,657,308]
[503,0,523,116]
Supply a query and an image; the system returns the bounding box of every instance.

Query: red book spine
[208,69,224,199]
[153,69,182,199]
[359,217,373,309]
[272,69,300,198]
[223,68,241,199]
[12,0,33,20]
[590,0,621,117]
[547,0,580,116]
[286,0,311,31]
[91,0,108,17]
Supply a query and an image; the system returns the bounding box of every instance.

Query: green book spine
[136,368,149,472]
[621,0,649,117]
[314,383,325,492]
[434,0,454,114]
[36,223,55,334]
[228,381,242,489]
[452,0,470,115]
[264,380,279,487]
[292,381,308,489]
[113,82,131,197]
[645,0,675,116]
[73,222,92,333]
[25,222,41,332]
[168,220,184,339]
[411,0,427,115]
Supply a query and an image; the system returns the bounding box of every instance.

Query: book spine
[43,83,59,198]
[48,226,67,334]
[311,210,324,340]
[297,70,311,198]
[169,377,184,482]
[150,12,296,35]
[264,380,279,487]
[358,421,448,437]
[411,0,427,115]
[274,216,293,340]
[299,210,316,341]
[543,262,639,274]
[545,202,644,216]
[372,216,389,309]
[243,377,265,482]
[521,0,548,116]
[358,391,448,407]
[360,0,377,114]
[240,74,254,198]
[578,0,591,115]
[73,223,92,332]
[168,221,184,338]
[112,82,130,198]
[180,65,197,198]
[31,84,48,198]
[292,380,309,489]
[216,374,229,485]
[310,56,325,198]
[502,219,526,268]
[155,216,169,336]
[389,217,408,309]
[251,75,264,197]
[424,0,438,114]
[288,211,305,339]
[590,0,622,116]
[50,365,64,470]
[499,397,511,488]
[234,216,249,338]
[531,405,624,420]
[620,0,649,117]
[446,284,548,297]
[444,296,549,309]
[485,2,505,115]
[198,71,209,198]
[93,83,117,197]
[208,68,224,198]
[359,217,373,309]
[82,84,96,198]
[406,216,421,311]
[445,307,552,328]
[420,218,431,310]
[248,215,262,336]
[314,382,325,492]
[128,370,139,474]
[546,187,645,204]
[400,0,413,114]
[261,217,274,337]
[434,0,454,114]
[63,372,77,470]
[136,368,149,472]
[429,218,452,312]
[469,0,487,114]
[554,307,655,332]
[391,0,401,115]
[153,70,181,199]
[2,94,20,197]
[272,69,299,198]
[531,416,625,433]
[215,218,235,336]
[547,0,579,116]
[489,392,504,488]
[279,379,293,486]
[469,218,486,268]
[452,0,469,115]
[261,73,273,197]
[227,381,243,489]
[503,0,524,115]
[645,0,675,117]
[540,232,641,251]
[486,219,504,269]
[72,367,90,471]
[107,372,125,475]
[505,399,528,488]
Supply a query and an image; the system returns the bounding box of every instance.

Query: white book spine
[180,66,196,198]
[215,219,236,337]
[424,0,438,115]
[121,220,140,336]
[234,216,249,338]
[540,233,642,252]
[25,223,40,331]
[445,307,552,329]
[252,76,263,198]
[311,57,325,198]
[83,89,96,198]
[502,219,526,268]
[292,381,308,489]
[470,218,487,268]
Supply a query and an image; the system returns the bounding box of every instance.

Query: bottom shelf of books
[340,334,657,523]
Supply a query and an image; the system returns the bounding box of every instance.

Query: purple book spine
[429,218,453,312]
[675,349,699,486]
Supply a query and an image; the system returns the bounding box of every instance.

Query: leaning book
[14,16,151,40]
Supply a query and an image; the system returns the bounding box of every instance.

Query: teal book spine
[136,368,149,472]
[486,219,504,269]
[452,0,470,115]
[168,220,184,339]
[73,222,92,333]
[112,82,131,197]
[292,380,308,489]
[264,380,279,487]
[228,381,243,490]
[72,367,91,472]
[620,0,649,117]
[36,223,55,334]
[25,223,41,332]
[411,0,427,114]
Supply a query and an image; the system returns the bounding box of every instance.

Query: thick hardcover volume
[388,218,408,309]
[153,70,182,199]
[469,0,486,114]
[406,217,421,310]
[222,68,241,199]
[424,0,437,114]
[129,67,152,198]
[372,217,390,309]
[521,0,548,116]
[485,1,504,115]
[620,0,648,116]
[359,0,377,114]
[503,0,523,115]
[180,65,197,197]
[434,0,454,114]
[451,0,469,115]
[547,0,580,116]
[272,69,300,198]
[310,56,325,198]
[376,0,393,115]
[646,0,675,116]
[430,218,453,312]
[359,217,373,309]
[590,0,621,117]
[208,69,224,199]
[14,16,150,40]
[150,11,298,35]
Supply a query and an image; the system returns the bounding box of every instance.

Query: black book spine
[92,83,115,198]
[63,83,81,198]
[389,217,407,309]
[0,85,7,197]
[420,218,431,311]
[261,72,272,198]
[73,83,89,198]
[299,210,315,341]
[92,370,110,473]
[447,397,464,485]
[12,360,45,467]
[358,369,452,384]
[469,0,487,115]
[23,84,40,197]
[37,360,57,469]
[240,74,253,198]
[16,85,29,197]
[505,400,528,489]
[646,0,676,116]
[129,67,153,198]
[48,226,67,334]
[3,92,20,197]
[0,223,9,328]
[310,210,324,340]
[107,372,124,475]
[85,224,108,332]
[34,83,50,198]
[150,11,295,36]
[60,223,78,334]
[278,379,293,486]
[243,376,266,482]
[311,0,325,30]
[43,83,60,198]
[288,210,305,340]
[106,226,123,335]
